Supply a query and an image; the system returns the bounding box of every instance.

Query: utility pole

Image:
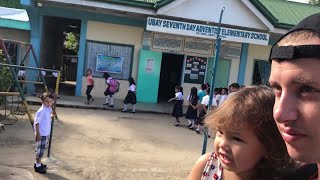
[202,7,225,155]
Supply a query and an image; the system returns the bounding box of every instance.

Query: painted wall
[0,28,30,65]
[244,44,272,85]
[160,0,268,31]
[84,21,144,99]
[0,28,30,42]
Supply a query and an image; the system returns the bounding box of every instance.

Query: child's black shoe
[34,163,47,169]
[34,165,46,174]
[108,105,114,108]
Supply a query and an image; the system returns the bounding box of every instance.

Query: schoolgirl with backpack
[103,73,120,107]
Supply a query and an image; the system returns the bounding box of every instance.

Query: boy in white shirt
[33,92,54,174]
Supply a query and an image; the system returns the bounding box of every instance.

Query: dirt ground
[0,107,213,180]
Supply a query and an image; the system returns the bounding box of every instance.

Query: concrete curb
[26,100,172,115]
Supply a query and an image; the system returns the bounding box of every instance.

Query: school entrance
[158,53,184,101]
[136,50,184,103]
[41,16,81,96]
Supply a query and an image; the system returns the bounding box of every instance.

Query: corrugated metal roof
[86,0,174,9]
[0,7,30,30]
[0,7,29,22]
[250,0,320,29]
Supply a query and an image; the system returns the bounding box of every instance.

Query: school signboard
[146,17,270,46]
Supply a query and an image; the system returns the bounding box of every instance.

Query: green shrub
[0,50,13,106]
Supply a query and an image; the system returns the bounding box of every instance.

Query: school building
[0,6,30,65]
[21,0,320,103]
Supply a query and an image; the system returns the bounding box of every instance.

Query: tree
[309,0,320,6]
[64,32,79,54]
[0,0,22,9]
[0,50,13,106]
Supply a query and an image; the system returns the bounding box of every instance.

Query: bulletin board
[184,56,207,84]
[85,41,133,79]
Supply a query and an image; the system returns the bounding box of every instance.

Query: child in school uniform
[195,88,217,134]
[85,69,94,105]
[122,77,137,113]
[103,73,114,107]
[33,92,55,174]
[168,85,184,126]
[185,87,198,130]
[18,64,26,93]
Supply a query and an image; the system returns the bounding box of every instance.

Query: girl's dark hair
[206,88,210,94]
[191,87,197,97]
[103,72,110,79]
[129,77,135,85]
[175,85,183,94]
[201,84,207,90]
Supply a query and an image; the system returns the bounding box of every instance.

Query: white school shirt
[18,70,25,77]
[52,72,58,78]
[106,77,112,84]
[175,92,183,100]
[201,95,217,107]
[34,105,52,136]
[128,84,136,92]
[219,95,228,107]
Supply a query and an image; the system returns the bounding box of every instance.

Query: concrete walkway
[25,95,188,115]
[0,166,34,180]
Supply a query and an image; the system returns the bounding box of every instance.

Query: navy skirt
[172,100,183,117]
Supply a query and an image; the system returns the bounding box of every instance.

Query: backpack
[109,79,120,93]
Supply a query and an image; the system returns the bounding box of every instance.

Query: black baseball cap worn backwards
[269,13,320,62]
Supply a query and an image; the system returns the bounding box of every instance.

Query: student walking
[122,77,136,113]
[185,87,198,130]
[103,73,115,107]
[168,85,184,126]
[33,92,55,174]
[85,69,94,105]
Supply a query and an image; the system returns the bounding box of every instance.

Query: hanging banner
[152,33,183,52]
[146,17,270,45]
[184,37,214,56]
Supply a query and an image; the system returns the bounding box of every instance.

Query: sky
[287,0,309,3]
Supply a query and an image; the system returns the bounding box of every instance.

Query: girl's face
[87,70,92,75]
[214,124,266,177]
[175,88,179,93]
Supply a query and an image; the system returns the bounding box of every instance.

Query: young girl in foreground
[188,86,292,180]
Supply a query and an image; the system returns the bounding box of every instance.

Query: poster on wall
[184,56,207,84]
[96,54,123,74]
[145,58,154,73]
